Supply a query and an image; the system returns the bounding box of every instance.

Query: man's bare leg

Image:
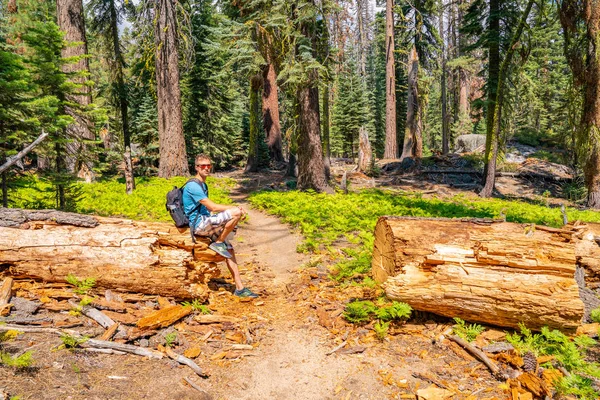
[225,248,244,291]
[216,208,242,243]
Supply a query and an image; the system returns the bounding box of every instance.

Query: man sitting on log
[183,154,259,298]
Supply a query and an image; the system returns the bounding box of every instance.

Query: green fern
[343,301,376,324]
[0,330,20,342]
[59,333,89,350]
[0,351,34,368]
[374,320,390,341]
[374,302,412,322]
[452,317,485,342]
[65,274,96,295]
[590,307,600,323]
[181,299,211,314]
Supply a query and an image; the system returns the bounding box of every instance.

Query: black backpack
[166,178,206,230]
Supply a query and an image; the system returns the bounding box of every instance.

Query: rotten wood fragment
[194,314,241,325]
[100,323,120,341]
[137,305,192,330]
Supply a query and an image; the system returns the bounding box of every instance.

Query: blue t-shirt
[182,180,210,229]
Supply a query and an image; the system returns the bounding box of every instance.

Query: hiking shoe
[209,242,232,259]
[234,287,259,298]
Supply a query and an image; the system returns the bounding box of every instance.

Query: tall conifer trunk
[246,75,262,173]
[480,0,501,196]
[560,0,600,208]
[440,8,449,154]
[295,1,330,193]
[401,46,422,161]
[261,63,284,163]
[154,0,188,178]
[384,0,397,159]
[56,0,94,181]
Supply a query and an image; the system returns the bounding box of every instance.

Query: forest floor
[0,154,577,400]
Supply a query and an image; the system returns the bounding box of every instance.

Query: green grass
[9,174,235,222]
[249,188,600,280]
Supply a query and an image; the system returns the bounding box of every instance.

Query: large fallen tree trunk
[0,209,223,300]
[372,216,600,331]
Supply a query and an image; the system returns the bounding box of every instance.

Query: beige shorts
[193,210,233,248]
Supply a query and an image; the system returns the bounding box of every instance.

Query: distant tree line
[0,0,599,207]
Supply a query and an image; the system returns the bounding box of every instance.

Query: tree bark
[261,63,284,163]
[581,1,600,208]
[155,0,188,178]
[384,0,397,159]
[440,8,449,154]
[372,216,600,331]
[297,74,329,192]
[246,74,262,173]
[0,211,222,300]
[401,46,422,161]
[358,126,372,173]
[56,0,95,182]
[322,83,331,180]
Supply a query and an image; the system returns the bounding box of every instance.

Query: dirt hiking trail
[1,173,507,400]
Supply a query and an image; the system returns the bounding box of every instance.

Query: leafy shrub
[452,317,485,342]
[0,351,34,368]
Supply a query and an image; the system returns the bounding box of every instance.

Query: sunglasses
[196,163,212,169]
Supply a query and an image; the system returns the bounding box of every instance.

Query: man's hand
[236,205,247,220]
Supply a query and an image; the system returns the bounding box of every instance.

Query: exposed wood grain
[0,213,223,299]
[137,305,192,330]
[372,217,591,330]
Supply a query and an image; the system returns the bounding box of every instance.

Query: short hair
[195,154,211,164]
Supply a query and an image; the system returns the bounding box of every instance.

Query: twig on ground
[448,334,508,380]
[164,347,206,377]
[326,340,347,356]
[183,377,211,397]
[412,372,449,389]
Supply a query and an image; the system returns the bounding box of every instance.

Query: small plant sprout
[65,274,96,295]
[590,307,600,323]
[0,330,21,342]
[374,320,390,341]
[59,333,89,350]
[452,317,485,342]
[181,299,211,314]
[164,332,177,347]
[343,301,376,324]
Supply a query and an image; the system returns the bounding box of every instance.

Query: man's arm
[200,198,246,216]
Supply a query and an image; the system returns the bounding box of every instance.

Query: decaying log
[0,210,224,299]
[372,217,600,330]
[137,305,192,330]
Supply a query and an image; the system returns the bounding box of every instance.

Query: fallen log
[372,217,600,331]
[0,210,223,300]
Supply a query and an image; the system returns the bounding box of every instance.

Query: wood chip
[100,323,120,341]
[194,314,241,325]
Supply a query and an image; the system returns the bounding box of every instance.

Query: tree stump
[372,216,600,330]
[0,209,223,300]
